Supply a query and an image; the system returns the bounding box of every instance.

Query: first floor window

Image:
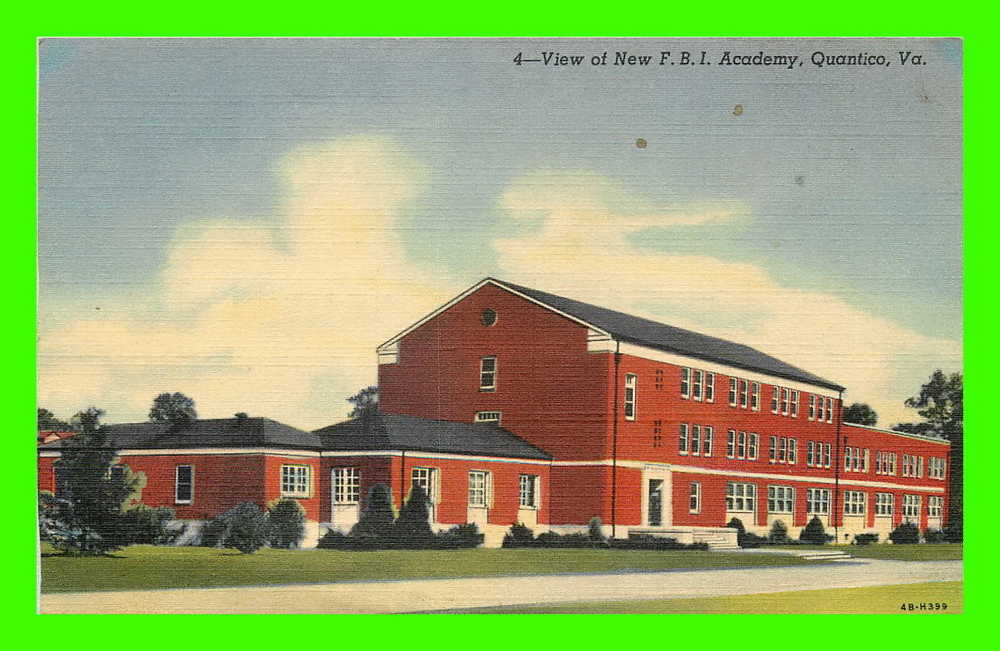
[726,482,756,512]
[469,471,490,507]
[480,356,497,390]
[903,494,921,520]
[679,423,689,454]
[519,474,539,508]
[875,492,894,517]
[624,373,637,420]
[281,465,310,497]
[175,465,194,504]
[691,425,702,456]
[693,369,703,400]
[702,426,713,456]
[748,432,759,460]
[726,429,736,458]
[844,490,866,516]
[728,377,737,406]
[411,467,437,504]
[705,373,715,402]
[806,488,830,514]
[928,496,943,518]
[681,367,691,398]
[768,485,794,513]
[334,467,361,504]
[689,482,701,514]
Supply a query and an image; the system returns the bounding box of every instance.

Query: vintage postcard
[37,37,962,614]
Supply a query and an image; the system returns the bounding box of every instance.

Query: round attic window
[481,308,498,327]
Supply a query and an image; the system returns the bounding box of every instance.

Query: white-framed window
[778,437,788,463]
[705,373,715,402]
[726,482,756,512]
[917,456,924,478]
[807,440,815,466]
[768,435,777,463]
[790,390,799,418]
[825,398,834,423]
[817,397,826,422]
[281,464,311,497]
[846,446,865,472]
[624,373,637,420]
[822,443,832,468]
[681,367,691,398]
[726,429,736,458]
[468,470,491,508]
[519,474,540,508]
[928,496,943,518]
[863,449,870,473]
[875,492,894,517]
[748,432,759,460]
[771,385,780,413]
[781,388,790,416]
[929,457,946,479]
[768,485,794,513]
[902,454,920,477]
[411,467,438,504]
[689,482,702,514]
[728,378,737,406]
[175,465,194,504]
[691,425,702,456]
[333,467,361,504]
[876,451,898,476]
[737,430,747,459]
[475,411,502,424]
[679,423,689,455]
[806,488,830,514]
[903,494,921,520]
[739,380,749,408]
[843,490,866,516]
[788,438,797,464]
[808,395,816,420]
[751,382,760,411]
[693,369,703,401]
[702,426,713,456]
[480,356,497,391]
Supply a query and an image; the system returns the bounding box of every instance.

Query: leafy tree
[268,498,306,549]
[222,503,271,554]
[37,408,72,431]
[347,386,379,420]
[392,484,434,547]
[799,516,829,544]
[893,370,963,541]
[148,392,198,431]
[349,484,396,541]
[843,403,878,426]
[768,520,790,543]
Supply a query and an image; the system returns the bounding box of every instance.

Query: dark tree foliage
[268,498,306,549]
[889,522,921,545]
[38,408,72,432]
[843,403,878,426]
[392,485,434,547]
[201,502,270,553]
[349,484,396,540]
[148,392,198,431]
[893,370,963,541]
[347,386,379,420]
[502,523,536,548]
[768,520,790,544]
[799,516,830,544]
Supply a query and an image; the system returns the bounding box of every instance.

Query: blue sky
[37,38,962,429]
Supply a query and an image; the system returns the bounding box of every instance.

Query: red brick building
[38,278,950,547]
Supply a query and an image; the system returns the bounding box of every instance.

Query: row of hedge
[501,519,708,551]
[197,498,307,553]
[728,516,951,547]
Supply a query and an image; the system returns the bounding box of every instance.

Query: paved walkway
[39,559,962,614]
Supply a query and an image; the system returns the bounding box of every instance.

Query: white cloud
[493,171,962,426]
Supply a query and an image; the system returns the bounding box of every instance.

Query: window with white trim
[705,373,715,402]
[781,388,790,415]
[691,425,702,456]
[468,471,491,508]
[728,378,737,406]
[902,454,921,477]
[738,380,747,408]
[771,386,780,413]
[928,496,943,518]
[929,457,946,479]
[817,397,826,422]
[281,465,310,497]
[917,456,924,478]
[702,426,713,456]
[788,438,797,464]
[843,490,866,516]
[768,485,794,513]
[790,390,799,418]
[737,430,747,459]
[624,373,637,421]
[825,397,834,423]
[876,451,898,476]
[751,382,760,411]
[689,482,701,514]
[519,474,539,508]
[822,443,832,468]
[875,492,894,517]
[693,370,703,401]
[808,395,816,420]
[807,440,815,466]
[480,356,497,391]
[748,432,759,460]
[806,488,830,514]
[768,435,777,462]
[681,368,691,399]
[726,429,736,458]
[333,467,361,504]
[411,467,438,504]
[903,494,921,520]
[175,465,194,504]
[778,437,788,463]
[475,411,502,424]
[678,423,689,455]
[726,482,756,512]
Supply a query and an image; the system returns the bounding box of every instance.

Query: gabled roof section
[37,417,323,451]
[842,422,950,445]
[314,413,552,460]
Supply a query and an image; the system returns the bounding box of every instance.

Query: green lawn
[448,581,963,614]
[770,543,962,561]
[41,544,826,593]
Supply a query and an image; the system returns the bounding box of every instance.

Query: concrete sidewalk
[39,559,962,614]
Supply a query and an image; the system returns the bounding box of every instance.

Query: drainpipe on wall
[833,390,844,541]
[611,341,621,540]
[400,450,406,511]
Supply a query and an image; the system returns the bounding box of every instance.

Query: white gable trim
[376,278,610,353]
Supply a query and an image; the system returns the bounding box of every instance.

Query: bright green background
[9,3,988,639]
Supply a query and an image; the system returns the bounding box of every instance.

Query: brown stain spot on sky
[733,104,744,116]
[635,138,647,149]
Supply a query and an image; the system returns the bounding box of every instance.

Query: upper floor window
[789,390,799,418]
[771,386,780,414]
[691,425,702,456]
[807,440,815,466]
[519,474,540,508]
[825,397,834,423]
[781,388,790,416]
[929,457,946,479]
[692,370,703,401]
[726,429,736,458]
[680,368,691,398]
[475,411,502,424]
[817,397,826,422]
[281,464,310,497]
[751,382,760,411]
[788,438,798,464]
[679,423,689,455]
[739,380,749,409]
[737,430,748,459]
[729,378,738,406]
[334,467,361,504]
[705,373,715,402]
[175,465,194,504]
[624,373,637,421]
[822,442,832,468]
[702,426,714,457]
[876,451,898,475]
[480,356,497,391]
[808,395,816,420]
[748,432,759,460]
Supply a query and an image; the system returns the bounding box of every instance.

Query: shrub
[728,517,766,548]
[349,484,395,542]
[923,528,947,543]
[119,505,177,545]
[502,523,536,548]
[613,535,709,551]
[854,532,879,545]
[534,531,592,548]
[588,517,607,546]
[392,485,435,548]
[768,520,790,544]
[436,523,483,549]
[200,502,270,553]
[268,498,306,549]
[799,516,830,544]
[889,522,921,545]
[316,529,354,550]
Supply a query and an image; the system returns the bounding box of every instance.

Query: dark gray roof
[37,417,323,451]
[495,278,844,392]
[314,413,552,460]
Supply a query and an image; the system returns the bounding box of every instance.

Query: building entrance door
[648,479,664,527]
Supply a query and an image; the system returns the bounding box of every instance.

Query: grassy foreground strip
[451,581,963,614]
[41,545,823,593]
[769,543,962,562]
